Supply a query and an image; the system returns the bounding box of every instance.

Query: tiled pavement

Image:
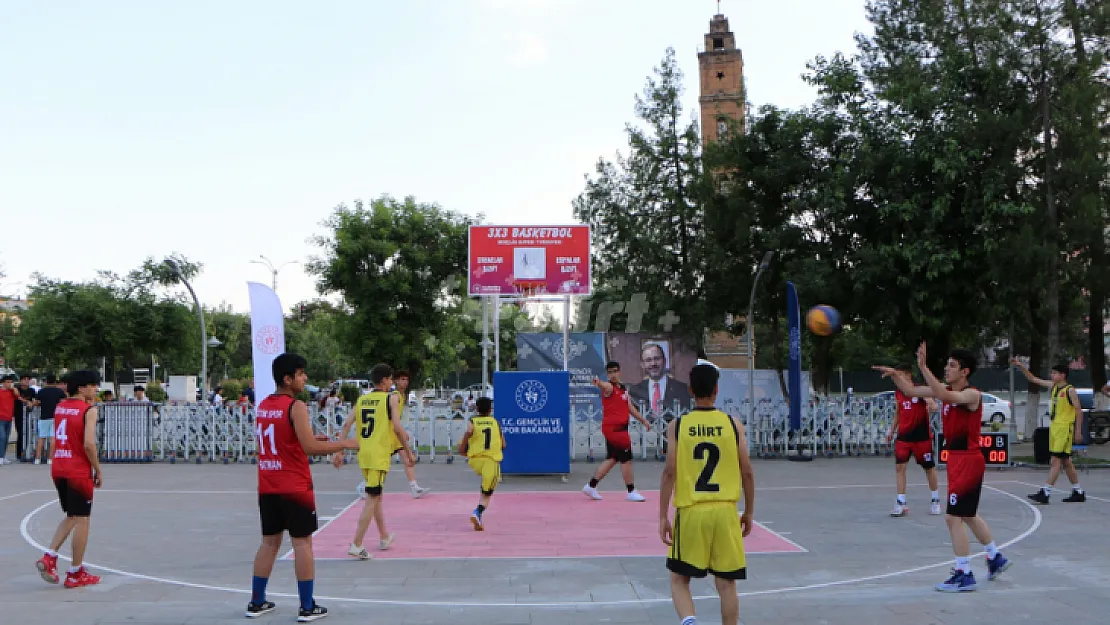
[2,456,1108,624]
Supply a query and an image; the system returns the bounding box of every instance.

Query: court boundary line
[18,483,1041,608]
[279,497,363,561]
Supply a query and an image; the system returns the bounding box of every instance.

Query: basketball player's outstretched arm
[291,400,358,455]
[872,366,932,398]
[591,377,613,397]
[733,415,755,537]
[917,343,979,407]
[657,420,679,545]
[1010,358,1054,389]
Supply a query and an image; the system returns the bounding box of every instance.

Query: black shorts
[54,477,94,518]
[605,439,633,463]
[259,493,318,538]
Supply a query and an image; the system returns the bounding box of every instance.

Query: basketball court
[4,458,1109,624]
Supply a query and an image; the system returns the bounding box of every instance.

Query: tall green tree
[573,48,714,343]
[309,195,475,383]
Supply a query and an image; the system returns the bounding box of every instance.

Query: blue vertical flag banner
[786,281,802,432]
[515,332,607,426]
[248,282,285,400]
[494,371,571,475]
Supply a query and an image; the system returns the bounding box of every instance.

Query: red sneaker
[64,567,101,588]
[36,553,59,584]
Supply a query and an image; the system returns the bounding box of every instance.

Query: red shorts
[602,429,632,463]
[894,439,935,469]
[945,451,985,518]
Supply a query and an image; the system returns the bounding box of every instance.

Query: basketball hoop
[511,280,545,314]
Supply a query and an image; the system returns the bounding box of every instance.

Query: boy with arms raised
[457,396,504,530]
[245,353,359,621]
[876,344,1012,592]
[659,364,755,625]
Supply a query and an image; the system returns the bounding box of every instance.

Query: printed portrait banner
[494,371,571,475]
[516,332,606,424]
[247,282,285,400]
[468,225,591,296]
[607,332,698,414]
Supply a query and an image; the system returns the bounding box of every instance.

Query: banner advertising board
[468,225,591,296]
[494,371,571,475]
[516,332,607,424]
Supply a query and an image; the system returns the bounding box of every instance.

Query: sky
[0,0,873,314]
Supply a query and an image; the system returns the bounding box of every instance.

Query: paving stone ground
[2,453,1108,624]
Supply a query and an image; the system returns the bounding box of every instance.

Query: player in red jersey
[879,363,941,516]
[877,343,1012,592]
[582,361,651,502]
[34,370,103,589]
[246,353,359,622]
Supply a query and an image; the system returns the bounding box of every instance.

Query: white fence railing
[62,395,963,464]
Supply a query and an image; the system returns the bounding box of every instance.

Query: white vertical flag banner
[248,282,285,400]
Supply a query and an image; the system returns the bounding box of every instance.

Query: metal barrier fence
[13,395,1011,466]
[19,395,973,465]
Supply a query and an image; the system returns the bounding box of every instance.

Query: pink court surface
[304,490,803,560]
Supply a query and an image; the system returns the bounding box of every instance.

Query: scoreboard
[935,432,1010,466]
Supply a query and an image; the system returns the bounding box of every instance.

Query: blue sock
[297,579,314,612]
[251,576,268,605]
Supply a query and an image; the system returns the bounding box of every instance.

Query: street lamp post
[746,251,775,431]
[164,258,209,402]
[250,255,299,291]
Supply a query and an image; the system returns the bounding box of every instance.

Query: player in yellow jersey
[1013,358,1086,503]
[659,364,755,625]
[334,364,402,559]
[390,371,430,498]
[457,397,504,531]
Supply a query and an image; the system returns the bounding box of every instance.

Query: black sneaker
[297,603,328,622]
[1027,490,1050,505]
[1063,490,1086,503]
[245,601,276,618]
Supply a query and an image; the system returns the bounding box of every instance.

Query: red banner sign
[468,225,591,296]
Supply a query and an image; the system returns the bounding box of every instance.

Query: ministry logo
[254,325,283,355]
[515,380,548,413]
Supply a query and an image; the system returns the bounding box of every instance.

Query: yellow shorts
[1049,420,1075,457]
[361,468,388,496]
[469,457,500,494]
[667,502,747,579]
[389,431,404,455]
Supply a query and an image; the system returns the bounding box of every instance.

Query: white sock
[46,550,57,557]
[1043,484,1053,494]
[1073,483,1083,493]
[896,494,906,504]
[68,566,80,574]
[955,557,971,573]
[681,617,696,625]
[409,480,419,489]
[984,542,999,558]
[931,490,939,501]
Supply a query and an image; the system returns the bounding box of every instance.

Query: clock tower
[698,13,744,144]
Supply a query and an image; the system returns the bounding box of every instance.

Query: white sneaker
[46,459,52,465]
[379,533,395,551]
[33,459,40,465]
[347,544,372,560]
[626,490,646,502]
[582,485,603,500]
[930,500,942,515]
[411,486,430,499]
[890,503,908,517]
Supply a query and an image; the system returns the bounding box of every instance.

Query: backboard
[468,225,591,296]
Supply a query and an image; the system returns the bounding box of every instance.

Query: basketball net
[511,280,544,326]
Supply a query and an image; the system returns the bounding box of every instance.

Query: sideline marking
[19,483,1040,608]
